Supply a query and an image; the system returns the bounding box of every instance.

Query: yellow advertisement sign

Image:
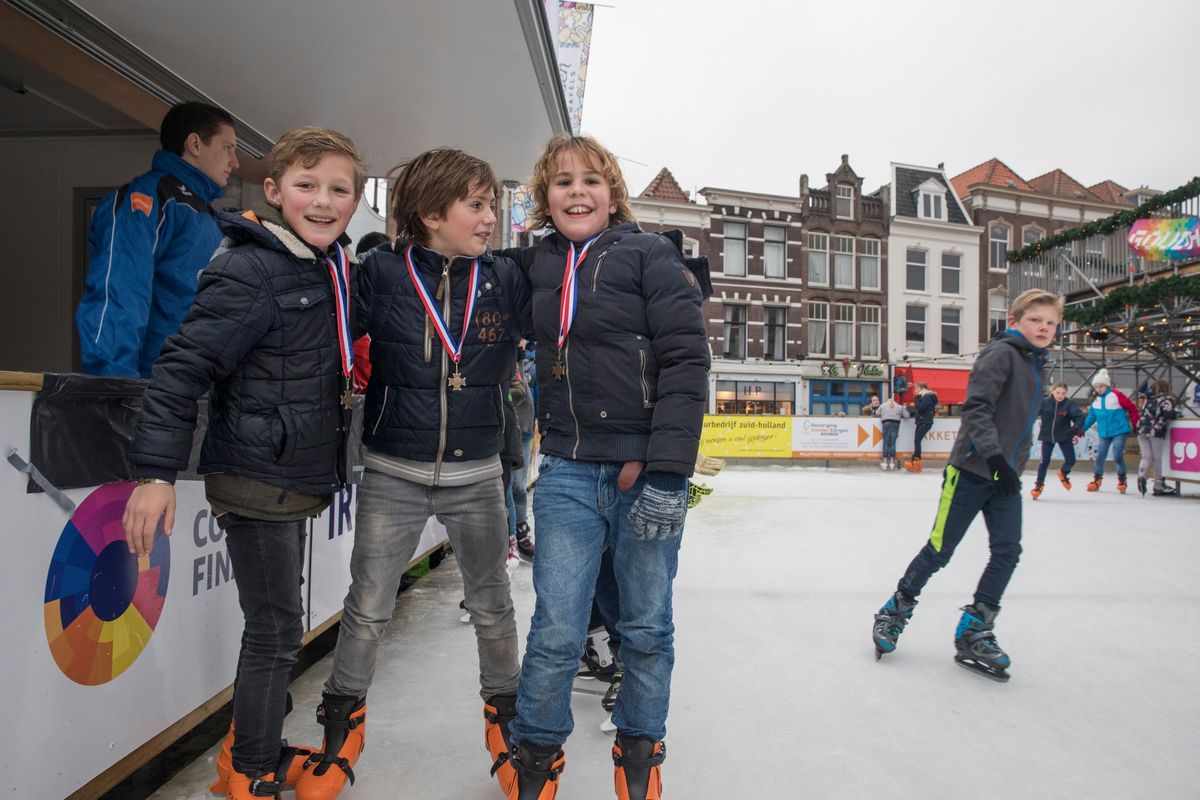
[701,415,793,458]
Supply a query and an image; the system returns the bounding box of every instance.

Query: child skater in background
[1030,380,1083,499]
[122,127,365,799]
[503,133,709,800]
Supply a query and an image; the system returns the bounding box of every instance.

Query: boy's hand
[985,455,1021,498]
[122,483,176,556]
[617,460,645,492]
[628,471,688,540]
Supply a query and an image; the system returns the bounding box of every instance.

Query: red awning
[909,368,971,405]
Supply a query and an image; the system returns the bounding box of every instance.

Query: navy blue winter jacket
[355,242,530,465]
[509,223,709,476]
[130,209,352,492]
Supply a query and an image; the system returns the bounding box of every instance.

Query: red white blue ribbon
[324,242,353,378]
[557,232,604,350]
[405,244,479,365]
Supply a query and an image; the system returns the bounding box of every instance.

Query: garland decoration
[1063,274,1200,325]
[1008,177,1200,263]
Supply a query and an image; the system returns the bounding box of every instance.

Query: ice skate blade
[954,655,1010,683]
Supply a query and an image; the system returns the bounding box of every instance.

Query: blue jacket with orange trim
[76,150,223,377]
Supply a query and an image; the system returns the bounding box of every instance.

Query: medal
[324,243,354,404]
[405,244,479,391]
[555,232,604,382]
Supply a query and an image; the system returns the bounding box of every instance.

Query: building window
[682,236,699,257]
[860,238,881,290]
[723,304,747,359]
[723,221,746,277]
[1023,227,1042,247]
[715,380,795,415]
[764,224,786,279]
[833,235,855,288]
[834,303,855,357]
[989,292,1007,339]
[807,232,829,286]
[941,252,961,295]
[906,248,926,291]
[921,192,944,220]
[836,185,854,219]
[990,223,1010,271]
[764,306,787,361]
[807,300,829,356]
[941,307,961,355]
[860,305,880,359]
[809,379,886,416]
[905,304,926,352]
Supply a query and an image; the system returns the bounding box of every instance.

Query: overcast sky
[579,0,1199,202]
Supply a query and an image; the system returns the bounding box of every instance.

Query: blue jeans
[1035,440,1077,484]
[881,421,899,460]
[1094,432,1129,477]
[511,456,683,746]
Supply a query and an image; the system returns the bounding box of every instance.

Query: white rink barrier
[0,388,445,799]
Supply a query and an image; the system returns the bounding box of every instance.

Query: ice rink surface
[152,465,1199,799]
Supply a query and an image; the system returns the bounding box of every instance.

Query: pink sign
[1167,425,1200,475]
[1127,218,1200,261]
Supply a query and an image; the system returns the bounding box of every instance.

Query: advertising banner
[700,415,961,459]
[1162,419,1200,483]
[701,415,793,458]
[1127,217,1200,261]
[0,389,443,798]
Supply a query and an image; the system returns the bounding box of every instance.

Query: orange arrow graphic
[857,425,868,446]
[873,426,883,445]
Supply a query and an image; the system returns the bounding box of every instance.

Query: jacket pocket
[370,386,390,436]
[638,348,656,409]
[274,286,328,313]
[275,408,295,463]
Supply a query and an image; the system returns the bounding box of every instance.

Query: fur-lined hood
[215,203,357,263]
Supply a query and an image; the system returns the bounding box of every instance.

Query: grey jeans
[324,469,520,700]
[1137,434,1167,488]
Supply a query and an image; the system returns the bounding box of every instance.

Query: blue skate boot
[954,602,1011,682]
[872,591,917,660]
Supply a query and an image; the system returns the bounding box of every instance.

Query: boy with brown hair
[294,148,530,799]
[871,289,1063,682]
[123,126,366,799]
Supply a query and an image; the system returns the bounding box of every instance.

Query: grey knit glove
[628,472,689,540]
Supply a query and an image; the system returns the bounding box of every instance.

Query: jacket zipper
[565,340,582,458]
[371,386,390,436]
[1010,353,1042,465]
[639,348,654,409]
[591,250,610,291]
[434,259,451,484]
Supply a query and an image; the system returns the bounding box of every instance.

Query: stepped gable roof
[639,167,691,203]
[894,165,970,225]
[1087,179,1132,206]
[949,158,1031,200]
[1028,168,1103,201]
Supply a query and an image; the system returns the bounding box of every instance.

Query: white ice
[150,465,1199,799]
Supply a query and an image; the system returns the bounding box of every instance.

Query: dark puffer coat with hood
[130,207,352,492]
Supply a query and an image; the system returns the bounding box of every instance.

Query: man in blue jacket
[76,101,238,377]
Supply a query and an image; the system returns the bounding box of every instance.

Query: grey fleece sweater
[948,331,1047,480]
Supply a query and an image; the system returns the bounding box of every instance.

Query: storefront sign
[1127,218,1200,261]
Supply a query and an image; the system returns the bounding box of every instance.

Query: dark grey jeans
[324,469,520,700]
[220,513,308,777]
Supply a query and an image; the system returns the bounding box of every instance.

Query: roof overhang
[2,0,570,182]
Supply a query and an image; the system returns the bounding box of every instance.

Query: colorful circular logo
[43,482,170,685]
